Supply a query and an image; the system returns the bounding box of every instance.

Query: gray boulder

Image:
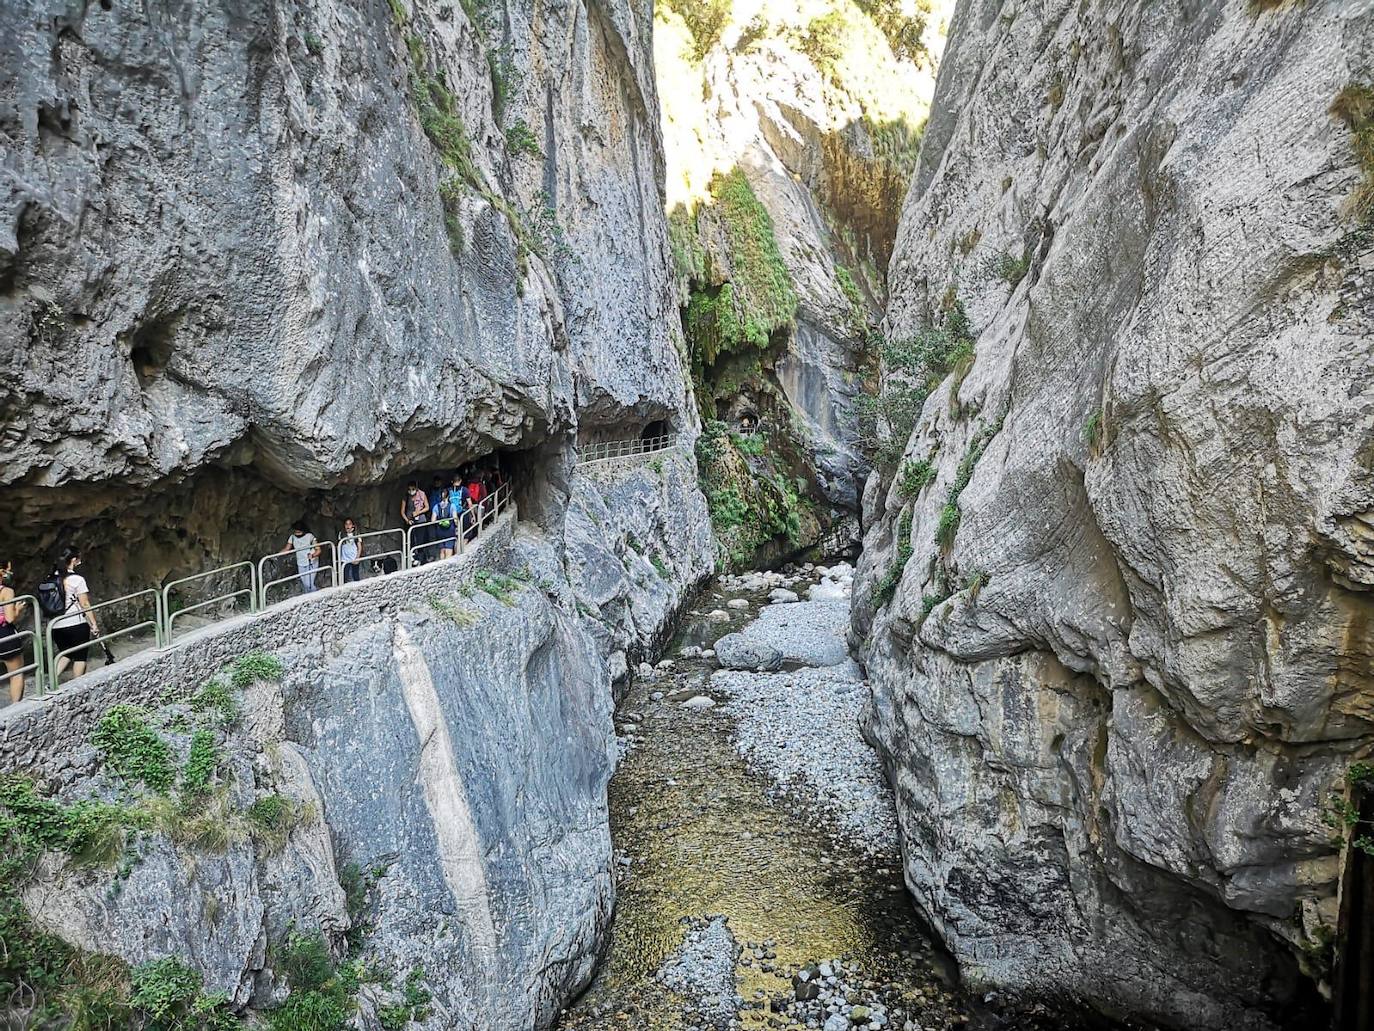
[714,633,784,672]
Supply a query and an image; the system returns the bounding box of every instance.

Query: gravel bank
[715,661,898,856]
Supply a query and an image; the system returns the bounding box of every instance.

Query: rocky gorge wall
[0,0,697,596]
[0,0,717,1026]
[653,0,950,569]
[1,521,619,1029]
[853,0,1374,1027]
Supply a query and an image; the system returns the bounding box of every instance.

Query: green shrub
[487,46,520,117]
[965,569,988,604]
[0,776,139,872]
[191,678,239,727]
[268,987,350,1031]
[731,431,765,457]
[279,932,334,993]
[231,651,283,688]
[504,120,541,158]
[93,705,176,794]
[129,956,240,1030]
[799,11,846,78]
[898,458,936,498]
[662,0,729,62]
[854,0,931,64]
[247,795,311,853]
[1082,410,1104,454]
[379,967,432,1029]
[182,730,219,798]
[935,503,961,549]
[650,554,670,579]
[860,297,976,471]
[993,251,1030,287]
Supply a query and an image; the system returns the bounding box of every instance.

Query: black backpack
[36,572,67,618]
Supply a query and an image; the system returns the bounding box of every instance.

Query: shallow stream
[558,569,1112,1031]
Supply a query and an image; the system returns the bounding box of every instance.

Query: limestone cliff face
[854,0,1374,1026]
[0,0,713,1026]
[654,0,948,567]
[0,0,698,598]
[6,533,615,1030]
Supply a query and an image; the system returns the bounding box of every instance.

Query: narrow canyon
[0,0,1369,1029]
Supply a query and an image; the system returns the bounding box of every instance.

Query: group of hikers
[0,547,102,704]
[0,464,509,704]
[278,466,507,593]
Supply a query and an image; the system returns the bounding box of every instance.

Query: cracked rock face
[854,0,1373,1027]
[0,0,692,593]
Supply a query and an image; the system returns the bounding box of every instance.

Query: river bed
[557,565,1115,1031]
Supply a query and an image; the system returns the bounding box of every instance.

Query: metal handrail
[162,561,257,645]
[258,541,337,609]
[1,593,43,693]
[45,588,163,692]
[575,433,678,465]
[337,528,406,583]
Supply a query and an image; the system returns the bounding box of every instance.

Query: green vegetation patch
[191,677,240,727]
[247,794,314,854]
[130,956,239,1030]
[993,251,1031,287]
[182,729,220,798]
[669,203,707,284]
[854,0,933,65]
[379,967,433,1029]
[858,295,975,471]
[661,0,729,62]
[696,421,811,571]
[430,595,480,627]
[935,413,1005,552]
[897,457,936,499]
[504,120,541,158]
[1322,761,1374,857]
[93,705,177,794]
[473,569,524,605]
[874,508,914,608]
[686,170,798,368]
[231,651,284,688]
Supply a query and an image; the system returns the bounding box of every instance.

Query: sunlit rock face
[0,0,695,596]
[854,0,1373,1026]
[654,0,952,564]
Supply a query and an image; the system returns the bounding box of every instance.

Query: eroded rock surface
[854,0,1373,1027]
[0,0,693,595]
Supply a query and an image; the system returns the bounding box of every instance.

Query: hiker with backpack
[44,546,98,683]
[280,522,321,594]
[431,480,458,561]
[0,560,29,702]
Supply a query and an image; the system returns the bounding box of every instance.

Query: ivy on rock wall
[684,170,799,368]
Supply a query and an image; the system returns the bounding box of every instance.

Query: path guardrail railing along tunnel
[8,431,678,701]
[8,483,517,698]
